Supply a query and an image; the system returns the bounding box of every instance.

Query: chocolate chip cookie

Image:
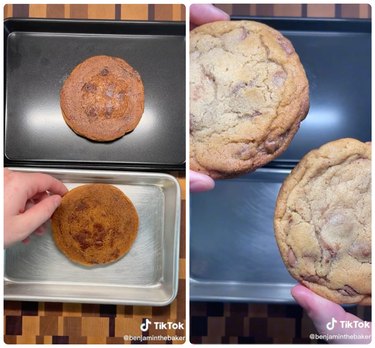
[51,184,139,267]
[60,55,144,142]
[190,20,309,179]
[274,138,371,305]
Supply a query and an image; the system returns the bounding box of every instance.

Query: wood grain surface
[5,4,186,21]
[214,3,371,18]
[4,4,186,344]
[190,302,371,344]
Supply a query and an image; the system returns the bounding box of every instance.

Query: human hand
[4,169,68,248]
[189,5,229,192]
[190,4,230,30]
[190,170,215,192]
[292,284,371,343]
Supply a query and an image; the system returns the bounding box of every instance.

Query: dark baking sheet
[191,169,296,303]
[4,19,185,171]
[190,18,371,303]
[232,17,371,167]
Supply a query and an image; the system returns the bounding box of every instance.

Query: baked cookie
[274,138,371,305]
[60,55,144,142]
[51,184,139,266]
[190,20,309,179]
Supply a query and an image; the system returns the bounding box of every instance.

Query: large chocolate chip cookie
[190,20,309,178]
[52,184,139,266]
[60,55,144,142]
[274,138,371,304]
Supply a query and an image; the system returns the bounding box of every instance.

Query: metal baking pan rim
[190,278,294,287]
[4,286,178,307]
[4,293,175,307]
[5,281,179,306]
[213,167,291,182]
[4,18,186,35]
[7,166,181,182]
[4,156,186,166]
[190,279,296,304]
[230,16,371,33]
[190,296,294,304]
[4,160,186,172]
[5,281,178,306]
[4,277,165,288]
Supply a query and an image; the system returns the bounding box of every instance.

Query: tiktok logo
[139,319,184,332]
[140,319,152,332]
[326,318,337,331]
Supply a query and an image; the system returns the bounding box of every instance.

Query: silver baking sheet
[5,168,180,306]
[190,168,296,303]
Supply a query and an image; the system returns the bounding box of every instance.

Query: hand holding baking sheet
[189,4,229,192]
[292,284,371,343]
[4,169,68,248]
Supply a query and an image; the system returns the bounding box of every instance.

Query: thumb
[18,195,62,235]
[190,4,229,27]
[190,170,215,192]
[292,284,371,343]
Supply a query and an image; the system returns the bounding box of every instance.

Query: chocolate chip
[79,242,90,250]
[87,108,97,118]
[75,201,88,212]
[232,82,246,94]
[321,248,336,264]
[348,241,371,261]
[240,110,262,119]
[303,275,320,283]
[288,248,297,267]
[273,71,287,87]
[73,230,90,250]
[93,223,104,234]
[100,68,109,76]
[117,91,126,100]
[105,106,113,118]
[277,36,294,55]
[95,240,103,247]
[189,118,193,134]
[338,285,358,296]
[235,143,256,160]
[83,83,96,92]
[264,139,280,153]
[240,26,248,40]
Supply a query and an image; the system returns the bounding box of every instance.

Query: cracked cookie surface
[190,21,309,178]
[274,138,371,305]
[52,184,139,267]
[60,55,144,142]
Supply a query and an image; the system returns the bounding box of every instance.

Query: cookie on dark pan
[60,55,144,142]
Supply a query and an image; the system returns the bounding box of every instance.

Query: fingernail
[34,225,46,235]
[52,195,62,207]
[190,179,215,192]
[22,237,31,244]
